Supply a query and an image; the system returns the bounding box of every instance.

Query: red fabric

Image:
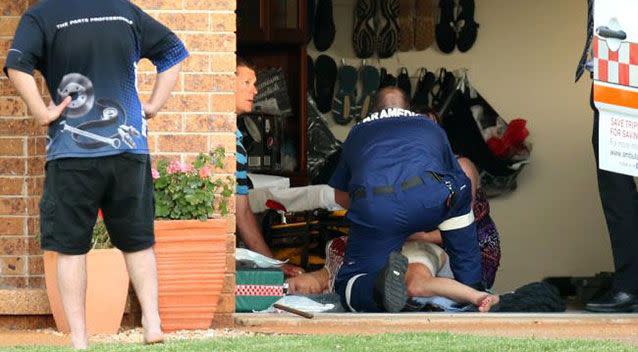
[97,209,104,219]
[487,119,529,159]
[265,199,287,212]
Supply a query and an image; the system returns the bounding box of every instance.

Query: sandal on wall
[332,64,359,125]
[356,65,381,120]
[397,0,415,52]
[411,67,436,111]
[315,55,338,113]
[456,0,479,52]
[379,67,398,89]
[414,0,436,51]
[353,0,377,58]
[378,0,400,58]
[397,67,412,98]
[314,0,336,51]
[435,0,456,54]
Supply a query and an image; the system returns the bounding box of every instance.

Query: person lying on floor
[312,87,496,312]
[286,154,501,311]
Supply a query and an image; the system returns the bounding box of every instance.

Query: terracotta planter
[44,249,129,334]
[154,219,228,332]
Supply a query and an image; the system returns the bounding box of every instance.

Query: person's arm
[407,230,443,244]
[143,63,181,119]
[7,69,71,126]
[236,194,273,258]
[457,157,479,202]
[334,189,349,209]
[236,195,304,277]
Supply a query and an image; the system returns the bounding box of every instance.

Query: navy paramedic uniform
[330,108,482,312]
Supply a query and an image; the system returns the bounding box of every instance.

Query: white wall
[309,0,615,292]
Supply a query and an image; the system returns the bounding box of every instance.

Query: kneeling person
[331,88,484,312]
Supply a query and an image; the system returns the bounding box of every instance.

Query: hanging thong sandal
[378,0,400,58]
[356,65,381,121]
[315,55,338,113]
[397,0,415,52]
[435,0,456,54]
[379,67,397,89]
[456,0,479,52]
[397,67,412,98]
[414,0,436,51]
[332,64,358,125]
[353,0,377,58]
[430,68,448,110]
[411,67,436,111]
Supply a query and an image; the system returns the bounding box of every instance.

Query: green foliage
[90,217,112,249]
[152,147,234,220]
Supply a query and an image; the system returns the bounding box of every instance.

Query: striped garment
[236,130,250,195]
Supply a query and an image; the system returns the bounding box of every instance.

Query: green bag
[235,268,284,312]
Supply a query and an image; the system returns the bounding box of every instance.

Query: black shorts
[40,153,155,255]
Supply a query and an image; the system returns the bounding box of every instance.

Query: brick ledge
[0,289,51,315]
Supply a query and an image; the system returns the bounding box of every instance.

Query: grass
[1,333,637,352]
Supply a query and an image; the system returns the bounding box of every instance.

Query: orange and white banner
[593,0,638,176]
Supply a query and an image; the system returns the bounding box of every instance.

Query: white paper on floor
[235,248,287,268]
[258,295,335,313]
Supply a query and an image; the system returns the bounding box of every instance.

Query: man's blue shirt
[4,0,189,160]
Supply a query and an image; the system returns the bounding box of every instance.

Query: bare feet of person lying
[476,294,499,312]
[282,263,305,278]
[286,268,330,295]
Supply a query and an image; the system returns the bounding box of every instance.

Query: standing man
[234,58,303,277]
[5,0,188,348]
[331,87,484,312]
[576,0,638,312]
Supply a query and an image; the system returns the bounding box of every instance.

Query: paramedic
[331,87,484,312]
[576,0,638,312]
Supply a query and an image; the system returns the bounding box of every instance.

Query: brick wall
[0,0,238,327]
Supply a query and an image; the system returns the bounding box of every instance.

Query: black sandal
[456,0,479,52]
[378,0,400,58]
[314,0,336,51]
[435,0,456,54]
[353,0,377,58]
[411,67,435,111]
[397,67,412,98]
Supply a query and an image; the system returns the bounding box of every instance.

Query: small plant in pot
[152,146,234,220]
[151,147,235,332]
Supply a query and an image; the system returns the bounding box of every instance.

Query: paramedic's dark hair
[236,56,256,73]
[374,87,410,111]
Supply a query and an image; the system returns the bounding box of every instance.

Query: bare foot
[70,334,88,350]
[477,294,499,312]
[144,333,164,345]
[142,316,164,345]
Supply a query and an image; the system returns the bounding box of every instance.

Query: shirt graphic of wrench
[60,121,121,149]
